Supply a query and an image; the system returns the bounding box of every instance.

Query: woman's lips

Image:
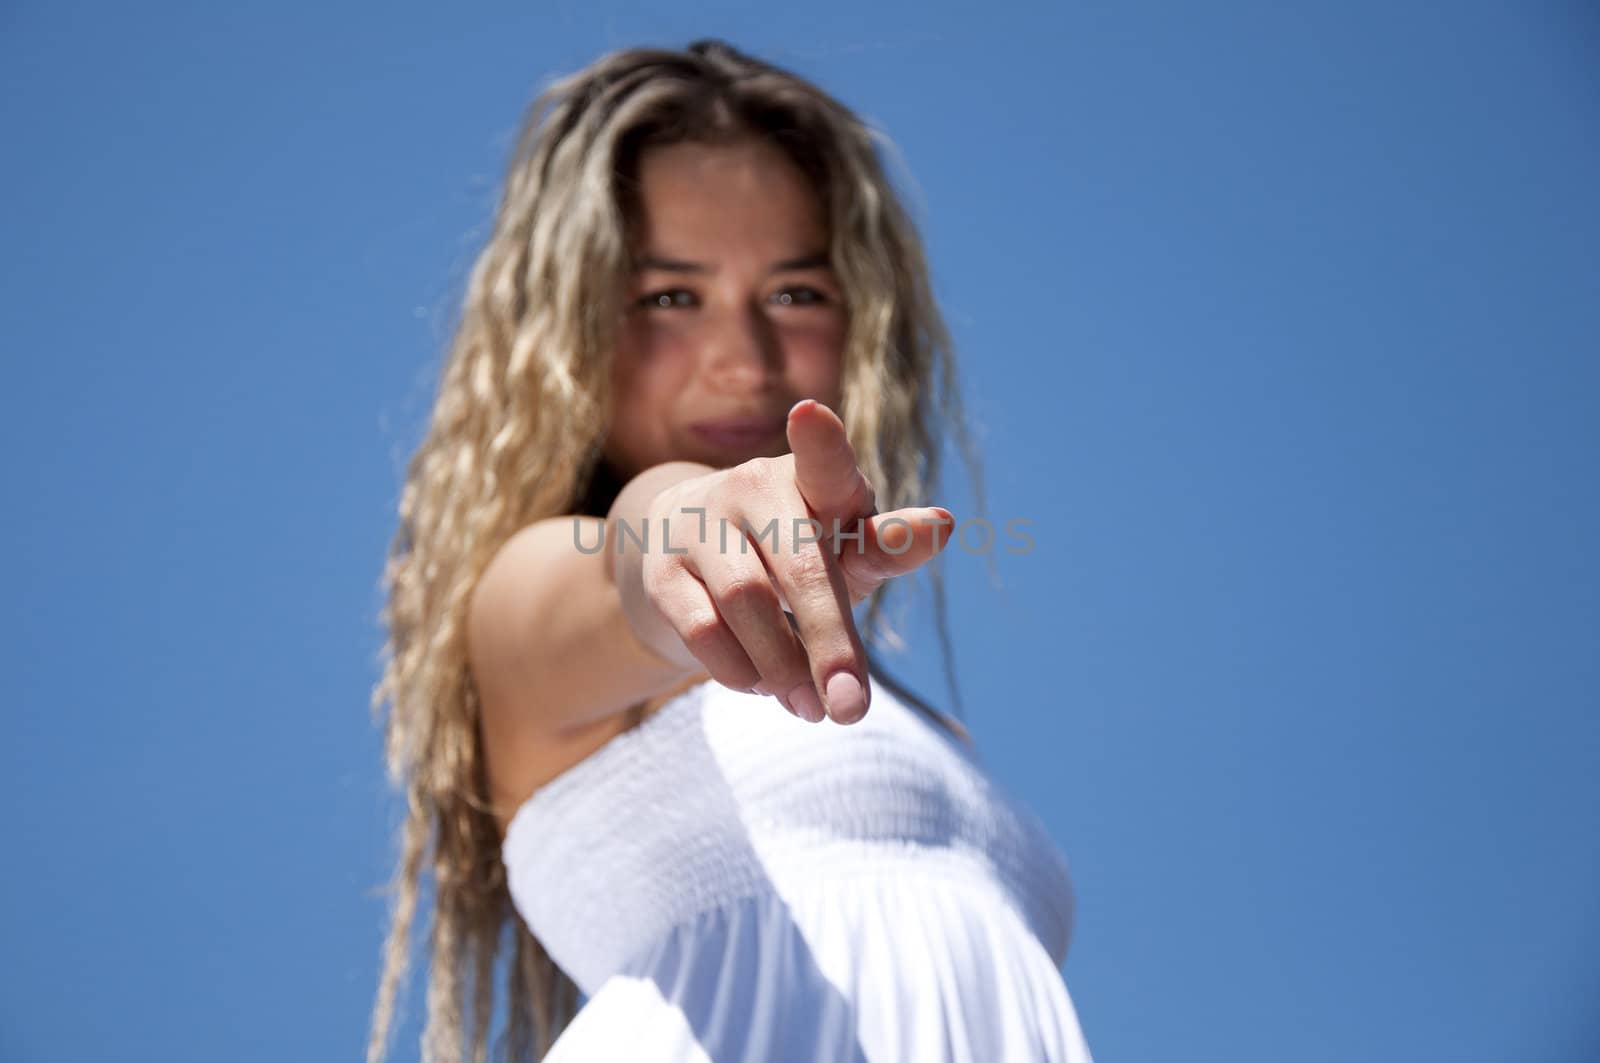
[688,416,787,451]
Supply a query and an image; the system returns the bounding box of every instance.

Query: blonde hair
[366,38,985,1062]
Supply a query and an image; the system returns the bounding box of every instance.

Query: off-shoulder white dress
[500,674,1096,1061]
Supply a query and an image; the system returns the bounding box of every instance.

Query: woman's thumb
[838,506,954,597]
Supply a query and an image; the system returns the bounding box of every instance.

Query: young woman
[367,38,1095,1062]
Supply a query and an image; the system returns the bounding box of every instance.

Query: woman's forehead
[629,142,829,263]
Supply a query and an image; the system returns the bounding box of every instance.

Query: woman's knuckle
[680,612,725,648]
[639,561,671,599]
[718,572,771,607]
[725,459,769,494]
[785,547,831,587]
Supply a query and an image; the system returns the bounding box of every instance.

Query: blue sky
[3,1,1597,1060]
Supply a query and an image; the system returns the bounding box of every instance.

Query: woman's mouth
[689,416,787,451]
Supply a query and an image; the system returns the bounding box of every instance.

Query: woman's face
[602,136,848,482]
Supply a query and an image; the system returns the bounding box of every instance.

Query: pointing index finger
[787,400,876,525]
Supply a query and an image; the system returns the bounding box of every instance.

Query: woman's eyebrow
[633,251,832,274]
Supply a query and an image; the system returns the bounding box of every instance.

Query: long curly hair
[365,38,986,1063]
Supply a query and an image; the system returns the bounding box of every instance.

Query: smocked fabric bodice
[501,677,1078,996]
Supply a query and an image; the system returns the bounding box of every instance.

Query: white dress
[501,674,1096,1062]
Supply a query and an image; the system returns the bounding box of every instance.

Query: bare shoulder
[484,699,648,837]
[485,688,691,836]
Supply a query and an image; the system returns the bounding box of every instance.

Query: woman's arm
[468,401,951,810]
[467,460,716,744]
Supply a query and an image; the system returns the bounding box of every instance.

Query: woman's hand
[618,399,951,724]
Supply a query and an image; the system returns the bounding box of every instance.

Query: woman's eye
[634,287,829,310]
[637,289,696,309]
[771,287,827,306]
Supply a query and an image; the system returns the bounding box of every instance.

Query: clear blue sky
[3,2,1596,1060]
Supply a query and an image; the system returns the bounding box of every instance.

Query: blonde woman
[367,38,1096,1062]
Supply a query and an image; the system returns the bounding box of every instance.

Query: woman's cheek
[637,316,697,365]
[784,322,847,392]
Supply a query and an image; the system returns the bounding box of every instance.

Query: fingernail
[786,683,825,723]
[752,681,773,696]
[824,671,867,721]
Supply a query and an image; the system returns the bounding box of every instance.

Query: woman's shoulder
[493,672,712,833]
[490,704,645,837]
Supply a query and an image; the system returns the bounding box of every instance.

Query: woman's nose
[701,301,779,390]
